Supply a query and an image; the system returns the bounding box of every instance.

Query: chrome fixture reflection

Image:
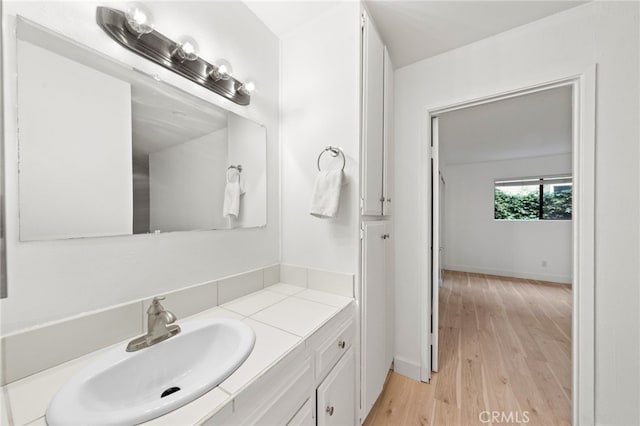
[207,59,232,81]
[96,5,252,105]
[171,35,199,62]
[237,81,255,96]
[124,2,154,36]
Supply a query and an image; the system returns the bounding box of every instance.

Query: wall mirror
[16,18,267,241]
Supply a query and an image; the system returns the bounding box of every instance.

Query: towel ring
[226,164,242,182]
[317,146,346,172]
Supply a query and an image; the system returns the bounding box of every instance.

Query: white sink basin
[46,317,255,425]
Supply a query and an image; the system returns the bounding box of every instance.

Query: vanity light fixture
[171,36,199,62]
[207,59,232,81]
[123,2,154,36]
[96,5,252,105]
[237,81,255,96]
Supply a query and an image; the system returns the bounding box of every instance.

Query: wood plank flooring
[364,271,572,426]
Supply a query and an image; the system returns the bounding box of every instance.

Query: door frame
[420,66,596,426]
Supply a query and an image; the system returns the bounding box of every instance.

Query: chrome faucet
[126,296,181,352]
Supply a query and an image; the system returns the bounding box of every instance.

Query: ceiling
[245,0,586,68]
[439,86,572,165]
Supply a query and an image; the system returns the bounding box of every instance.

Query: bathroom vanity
[1,284,356,425]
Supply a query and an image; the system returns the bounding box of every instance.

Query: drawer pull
[326,406,334,416]
[338,340,346,349]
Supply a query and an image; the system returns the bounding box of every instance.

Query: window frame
[494,174,573,221]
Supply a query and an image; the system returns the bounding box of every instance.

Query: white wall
[394,2,639,423]
[280,1,361,273]
[1,1,280,334]
[17,40,132,241]
[443,154,572,283]
[228,113,267,228]
[149,129,228,232]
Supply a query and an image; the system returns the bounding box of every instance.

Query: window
[494,176,572,220]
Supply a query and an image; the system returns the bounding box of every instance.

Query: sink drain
[161,386,181,398]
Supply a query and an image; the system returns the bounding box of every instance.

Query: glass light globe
[238,81,256,96]
[207,59,233,81]
[173,35,199,62]
[124,2,154,35]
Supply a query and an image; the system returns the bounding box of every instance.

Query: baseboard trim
[444,264,571,284]
[393,356,421,381]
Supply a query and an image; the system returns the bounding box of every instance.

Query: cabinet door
[317,348,356,426]
[287,399,313,426]
[361,11,385,216]
[362,221,390,418]
[382,47,394,217]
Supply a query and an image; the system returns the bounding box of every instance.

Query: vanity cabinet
[203,305,356,426]
[316,348,356,426]
[361,11,394,217]
[361,220,393,418]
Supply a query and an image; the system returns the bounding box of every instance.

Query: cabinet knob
[338,340,346,349]
[381,233,390,240]
[326,406,334,416]
[387,198,391,203]
[380,196,386,202]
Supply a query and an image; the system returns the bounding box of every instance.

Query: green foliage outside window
[494,183,572,220]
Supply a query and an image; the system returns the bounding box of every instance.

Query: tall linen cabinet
[360,8,395,422]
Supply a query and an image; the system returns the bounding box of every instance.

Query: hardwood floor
[363,271,572,426]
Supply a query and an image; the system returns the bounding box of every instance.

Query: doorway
[421,70,596,425]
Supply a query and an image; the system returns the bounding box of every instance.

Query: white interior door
[439,174,445,288]
[431,117,440,372]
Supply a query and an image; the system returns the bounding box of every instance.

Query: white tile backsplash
[218,269,264,304]
[1,302,142,385]
[262,264,280,287]
[279,264,307,287]
[307,268,354,297]
[0,265,352,387]
[295,289,353,308]
[265,283,306,295]
[142,280,218,328]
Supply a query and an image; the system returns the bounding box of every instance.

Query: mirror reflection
[16,19,267,241]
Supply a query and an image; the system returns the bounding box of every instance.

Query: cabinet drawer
[316,318,355,381]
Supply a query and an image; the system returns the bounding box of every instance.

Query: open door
[439,174,445,289]
[430,116,440,372]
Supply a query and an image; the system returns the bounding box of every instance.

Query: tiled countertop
[1,283,354,425]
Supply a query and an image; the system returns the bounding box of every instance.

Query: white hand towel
[223,180,241,218]
[310,170,344,218]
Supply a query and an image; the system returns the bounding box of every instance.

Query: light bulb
[172,36,199,62]
[207,59,233,81]
[124,2,154,36]
[237,81,256,96]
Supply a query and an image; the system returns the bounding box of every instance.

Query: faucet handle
[148,295,167,314]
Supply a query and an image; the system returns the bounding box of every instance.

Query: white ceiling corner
[364,0,588,68]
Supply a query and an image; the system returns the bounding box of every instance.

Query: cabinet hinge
[360,223,365,240]
[429,146,433,159]
[361,14,365,29]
